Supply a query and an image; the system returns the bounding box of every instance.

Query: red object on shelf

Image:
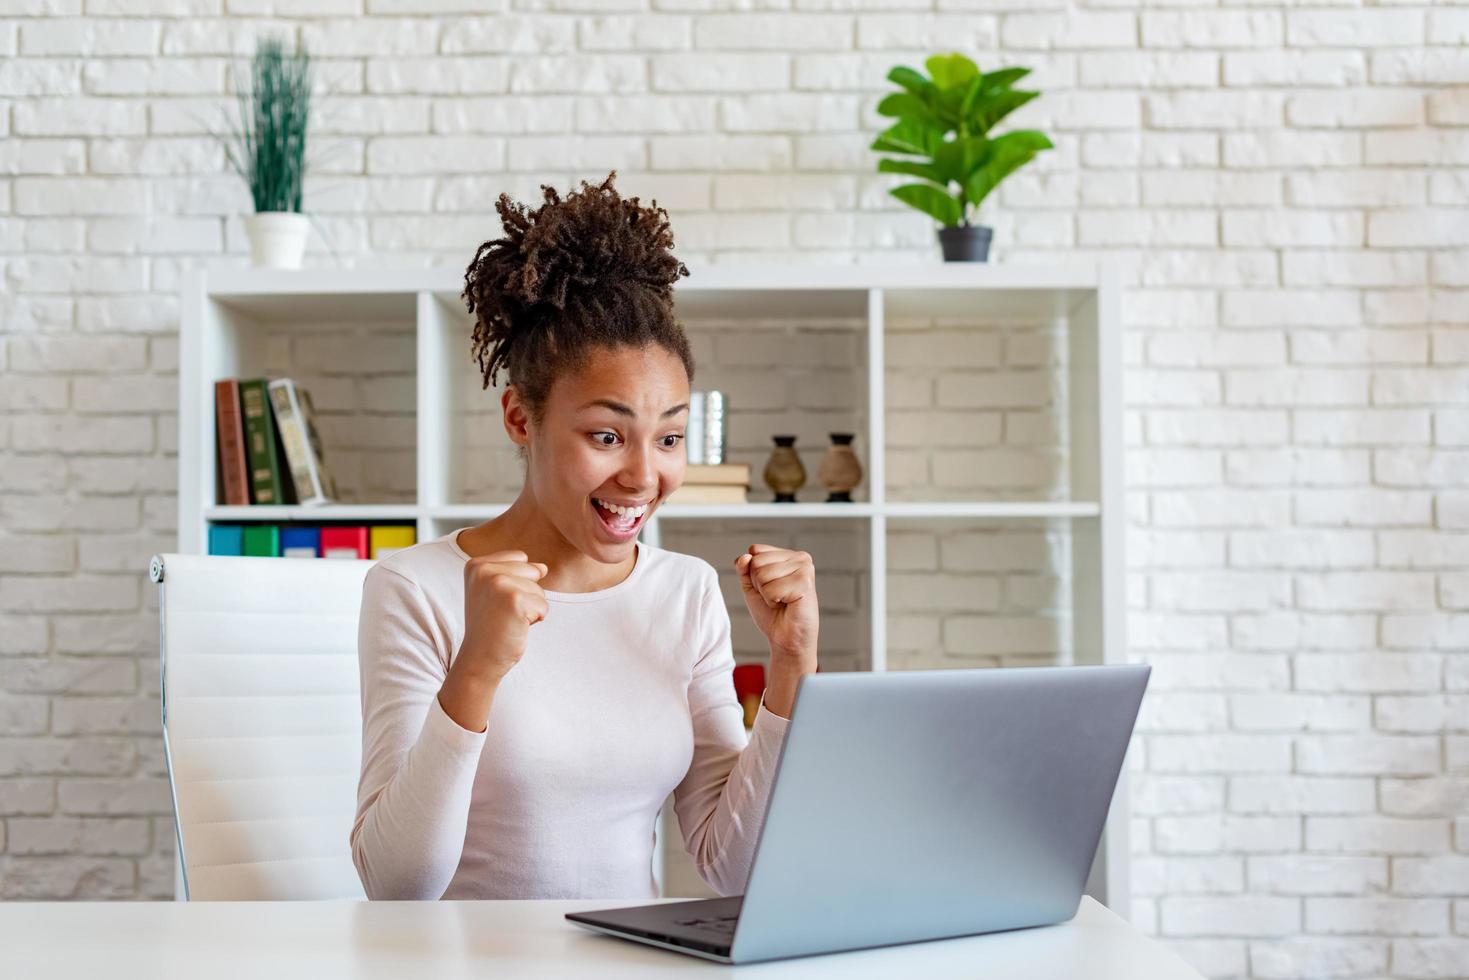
[733,663,766,728]
[320,526,369,559]
[733,663,765,698]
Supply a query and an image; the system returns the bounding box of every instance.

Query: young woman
[351,172,820,901]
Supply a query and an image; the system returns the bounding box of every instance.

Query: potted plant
[221,36,314,269]
[872,53,1053,262]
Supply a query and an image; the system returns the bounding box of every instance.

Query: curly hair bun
[467,169,687,315]
[462,169,694,404]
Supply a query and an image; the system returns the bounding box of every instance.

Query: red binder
[320,526,369,559]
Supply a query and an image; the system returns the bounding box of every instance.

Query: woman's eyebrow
[578,398,689,419]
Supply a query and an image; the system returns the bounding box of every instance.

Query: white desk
[1,896,1201,978]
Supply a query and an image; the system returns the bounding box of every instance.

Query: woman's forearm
[761,656,816,720]
[437,657,503,734]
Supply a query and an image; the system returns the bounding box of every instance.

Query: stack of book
[215,377,337,507]
[209,523,416,559]
[664,463,751,504]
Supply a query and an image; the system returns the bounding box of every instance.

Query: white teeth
[595,498,647,519]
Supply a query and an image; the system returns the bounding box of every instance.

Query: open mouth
[592,496,651,538]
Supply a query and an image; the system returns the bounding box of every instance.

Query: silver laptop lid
[730,664,1149,964]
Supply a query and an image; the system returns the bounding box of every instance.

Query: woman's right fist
[459,549,549,683]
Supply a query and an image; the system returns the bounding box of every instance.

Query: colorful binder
[321,526,369,559]
[242,524,280,557]
[370,526,416,559]
[208,524,244,556]
[280,527,320,558]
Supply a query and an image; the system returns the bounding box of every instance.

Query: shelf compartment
[180,273,419,555]
[679,306,871,505]
[883,516,1079,675]
[884,304,1075,505]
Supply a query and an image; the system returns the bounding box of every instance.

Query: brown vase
[817,432,863,502]
[762,435,805,503]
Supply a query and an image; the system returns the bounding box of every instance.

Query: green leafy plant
[222,35,313,214]
[872,53,1053,229]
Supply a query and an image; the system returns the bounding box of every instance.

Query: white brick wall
[1,4,1466,976]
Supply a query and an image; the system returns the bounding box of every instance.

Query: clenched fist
[458,549,549,683]
[734,543,819,668]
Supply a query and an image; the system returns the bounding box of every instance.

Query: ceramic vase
[762,435,805,503]
[817,432,863,502]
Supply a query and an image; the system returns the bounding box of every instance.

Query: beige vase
[817,433,863,502]
[762,435,805,503]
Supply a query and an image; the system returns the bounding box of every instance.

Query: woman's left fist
[734,543,819,665]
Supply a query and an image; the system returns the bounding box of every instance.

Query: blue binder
[208,524,244,556]
[281,526,320,559]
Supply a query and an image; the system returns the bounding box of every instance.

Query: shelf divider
[417,291,457,545]
[868,287,887,672]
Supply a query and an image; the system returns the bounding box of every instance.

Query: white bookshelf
[177,262,1129,913]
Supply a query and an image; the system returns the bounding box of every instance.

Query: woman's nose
[621,445,657,491]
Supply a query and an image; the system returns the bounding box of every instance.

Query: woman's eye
[592,432,682,448]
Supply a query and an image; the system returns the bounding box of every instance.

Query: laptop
[565,663,1150,965]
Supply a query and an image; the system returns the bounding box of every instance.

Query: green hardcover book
[242,524,280,557]
[239,378,286,505]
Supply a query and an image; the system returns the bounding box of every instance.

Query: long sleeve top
[350,529,791,901]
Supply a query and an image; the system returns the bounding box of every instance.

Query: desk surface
[1,896,1202,978]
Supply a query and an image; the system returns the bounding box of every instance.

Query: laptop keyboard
[673,914,738,934]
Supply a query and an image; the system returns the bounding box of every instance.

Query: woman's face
[513,343,690,563]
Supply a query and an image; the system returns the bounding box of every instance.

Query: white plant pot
[245,211,311,269]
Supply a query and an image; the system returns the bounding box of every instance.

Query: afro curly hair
[461,170,694,433]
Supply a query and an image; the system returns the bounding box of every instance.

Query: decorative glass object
[685,390,726,464]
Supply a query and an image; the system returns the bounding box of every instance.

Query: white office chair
[150,552,374,901]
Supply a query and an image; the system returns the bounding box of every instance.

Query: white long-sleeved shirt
[350,528,791,901]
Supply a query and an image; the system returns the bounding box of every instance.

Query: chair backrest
[150,552,374,901]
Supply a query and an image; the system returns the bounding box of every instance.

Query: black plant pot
[938,224,993,262]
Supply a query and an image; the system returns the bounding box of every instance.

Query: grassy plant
[222,35,313,214]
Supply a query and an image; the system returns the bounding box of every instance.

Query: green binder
[242,524,280,557]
